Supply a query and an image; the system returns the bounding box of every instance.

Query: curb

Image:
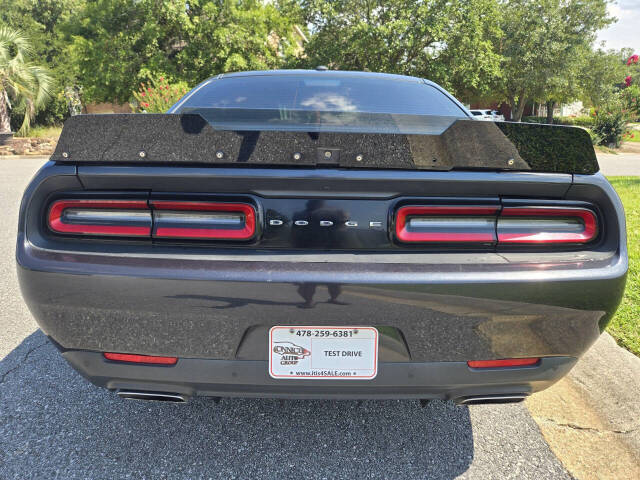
[527,333,640,479]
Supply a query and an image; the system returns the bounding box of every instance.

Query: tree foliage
[494,0,613,121]
[295,0,503,101]
[0,0,82,125]
[578,46,627,108]
[0,0,635,126]
[0,26,53,134]
[176,0,302,84]
[67,0,301,103]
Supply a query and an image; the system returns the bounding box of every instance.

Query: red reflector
[48,199,151,236]
[395,205,499,243]
[498,207,597,244]
[467,358,540,368]
[150,201,256,240]
[103,352,178,365]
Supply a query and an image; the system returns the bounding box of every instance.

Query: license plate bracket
[269,326,378,380]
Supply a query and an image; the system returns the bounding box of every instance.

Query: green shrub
[565,116,595,127]
[588,129,603,146]
[131,76,190,113]
[10,89,69,131]
[521,115,594,127]
[521,116,546,124]
[621,84,640,122]
[591,109,628,147]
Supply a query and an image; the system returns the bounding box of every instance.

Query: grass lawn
[608,177,640,356]
[595,145,618,154]
[14,125,62,139]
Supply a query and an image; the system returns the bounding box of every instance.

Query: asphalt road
[597,153,640,176]
[0,157,573,479]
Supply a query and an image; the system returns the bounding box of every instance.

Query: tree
[67,0,302,103]
[0,1,85,126]
[0,27,52,134]
[294,0,503,102]
[495,0,613,121]
[176,0,302,85]
[66,0,192,103]
[538,44,587,124]
[578,47,627,108]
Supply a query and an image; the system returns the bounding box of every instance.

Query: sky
[596,0,640,52]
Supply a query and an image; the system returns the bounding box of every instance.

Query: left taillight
[48,199,152,237]
[47,198,258,241]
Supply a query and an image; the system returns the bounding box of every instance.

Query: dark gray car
[17,70,627,405]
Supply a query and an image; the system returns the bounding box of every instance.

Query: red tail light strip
[467,358,540,368]
[150,201,256,240]
[497,207,598,244]
[395,205,500,243]
[48,199,152,236]
[103,352,178,365]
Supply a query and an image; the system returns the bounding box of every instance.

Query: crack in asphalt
[536,416,639,436]
[0,341,48,385]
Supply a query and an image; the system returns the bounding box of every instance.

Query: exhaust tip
[116,390,188,403]
[454,394,528,405]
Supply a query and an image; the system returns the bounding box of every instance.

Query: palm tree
[0,27,52,135]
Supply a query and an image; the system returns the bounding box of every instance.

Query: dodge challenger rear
[17,70,627,405]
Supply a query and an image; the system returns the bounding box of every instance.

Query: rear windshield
[173,74,467,134]
[176,75,465,115]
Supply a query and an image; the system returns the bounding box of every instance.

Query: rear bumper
[18,240,625,401]
[18,245,626,362]
[63,350,576,401]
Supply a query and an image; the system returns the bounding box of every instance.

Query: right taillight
[395,204,598,246]
[497,207,598,244]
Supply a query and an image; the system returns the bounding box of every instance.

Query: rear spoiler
[51,114,599,174]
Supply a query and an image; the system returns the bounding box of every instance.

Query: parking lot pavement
[0,157,574,479]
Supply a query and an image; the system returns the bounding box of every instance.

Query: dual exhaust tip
[117,390,188,403]
[116,390,528,406]
[454,394,528,405]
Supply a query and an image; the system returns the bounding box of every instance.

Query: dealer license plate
[269,326,378,380]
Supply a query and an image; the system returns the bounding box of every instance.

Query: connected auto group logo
[272,342,311,366]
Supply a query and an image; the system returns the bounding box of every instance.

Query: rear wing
[51,113,599,174]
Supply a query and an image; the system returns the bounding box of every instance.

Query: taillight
[150,201,256,240]
[48,199,151,236]
[467,358,540,368]
[395,205,500,243]
[47,198,258,241]
[497,207,598,244]
[395,204,598,246]
[103,352,178,365]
